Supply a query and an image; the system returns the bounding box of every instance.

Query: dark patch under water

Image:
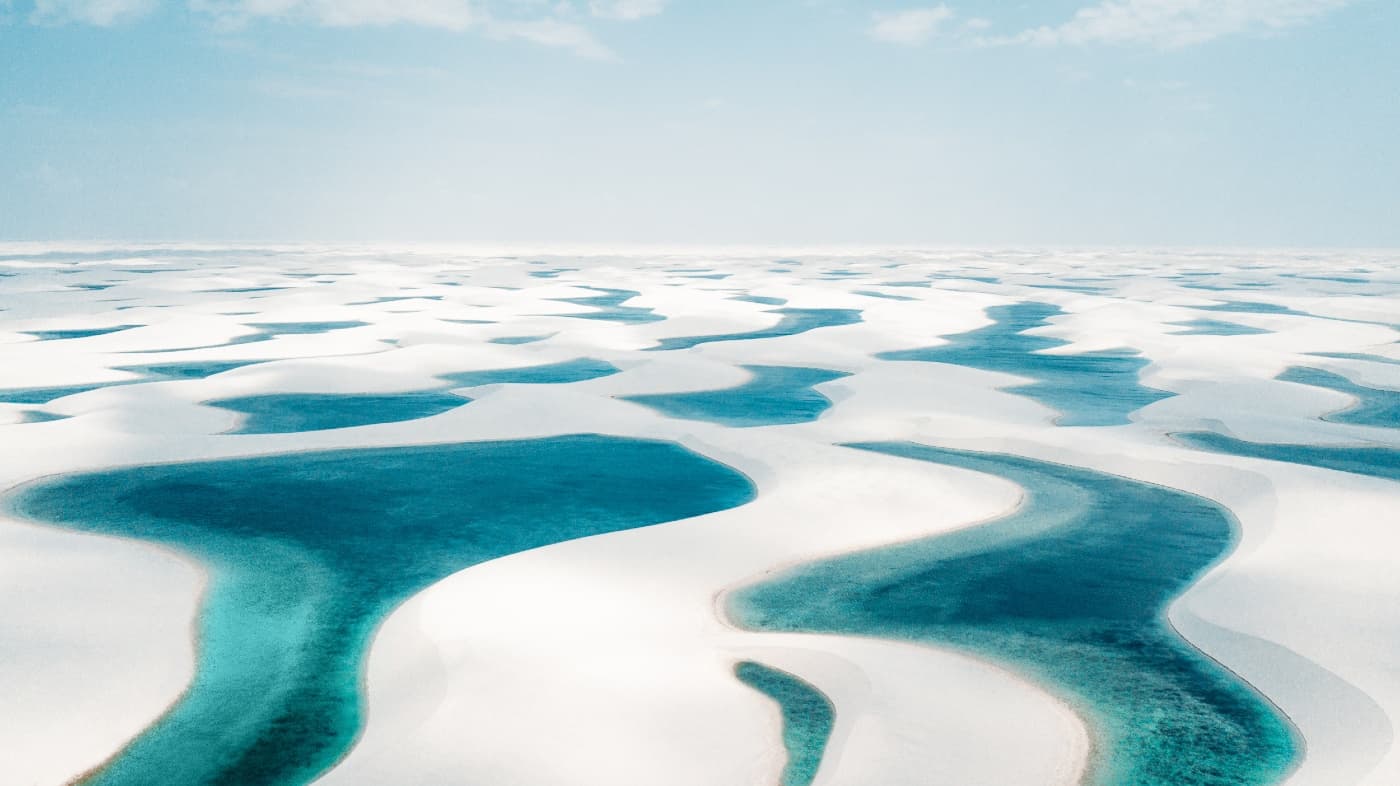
[11,435,756,786]
[622,366,849,427]
[878,302,1172,426]
[649,308,862,351]
[729,442,1298,786]
[734,662,834,786]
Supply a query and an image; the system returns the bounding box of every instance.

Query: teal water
[853,289,916,301]
[438,357,619,387]
[1277,367,1399,428]
[488,334,552,345]
[17,410,69,423]
[734,662,835,786]
[1310,352,1400,366]
[929,274,999,284]
[878,302,1173,426]
[649,308,863,351]
[206,359,619,433]
[0,382,112,404]
[24,324,142,340]
[622,366,850,427]
[211,391,471,434]
[1176,432,1400,482]
[115,360,266,380]
[347,296,443,305]
[1170,319,1271,336]
[729,442,1298,786]
[11,435,757,786]
[0,361,264,400]
[245,321,368,337]
[1025,282,1110,294]
[550,287,663,323]
[0,361,263,405]
[1196,301,1310,316]
[133,321,373,352]
[732,295,787,306]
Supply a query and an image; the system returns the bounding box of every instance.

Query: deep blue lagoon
[10,435,756,786]
[729,442,1298,786]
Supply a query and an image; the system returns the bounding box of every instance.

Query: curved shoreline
[728,442,1300,786]
[8,435,758,786]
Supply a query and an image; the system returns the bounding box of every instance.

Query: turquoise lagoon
[878,302,1173,426]
[211,391,472,434]
[729,442,1298,786]
[649,308,862,351]
[1176,432,1399,482]
[11,435,757,786]
[210,358,620,434]
[1276,367,1399,428]
[549,286,663,323]
[23,324,142,340]
[1169,319,1271,336]
[0,360,267,407]
[622,365,850,427]
[734,662,835,786]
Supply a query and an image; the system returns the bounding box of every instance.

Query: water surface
[623,366,849,427]
[12,435,756,786]
[212,391,471,434]
[1169,319,1270,336]
[550,287,663,323]
[1276,367,1399,428]
[439,357,619,387]
[730,442,1297,786]
[878,302,1172,426]
[24,324,142,340]
[1176,432,1399,482]
[734,662,834,786]
[649,308,862,351]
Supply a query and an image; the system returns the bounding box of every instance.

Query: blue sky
[2,1,1396,245]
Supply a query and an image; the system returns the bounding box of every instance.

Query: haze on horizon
[2,0,1397,248]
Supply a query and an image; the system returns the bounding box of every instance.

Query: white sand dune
[0,245,1396,786]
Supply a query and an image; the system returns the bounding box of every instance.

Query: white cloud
[487,17,617,60]
[187,0,617,58]
[29,0,157,25]
[869,5,954,46]
[187,0,478,31]
[588,0,663,21]
[1013,0,1352,49]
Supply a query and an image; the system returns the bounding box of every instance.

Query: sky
[1,0,1397,246]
